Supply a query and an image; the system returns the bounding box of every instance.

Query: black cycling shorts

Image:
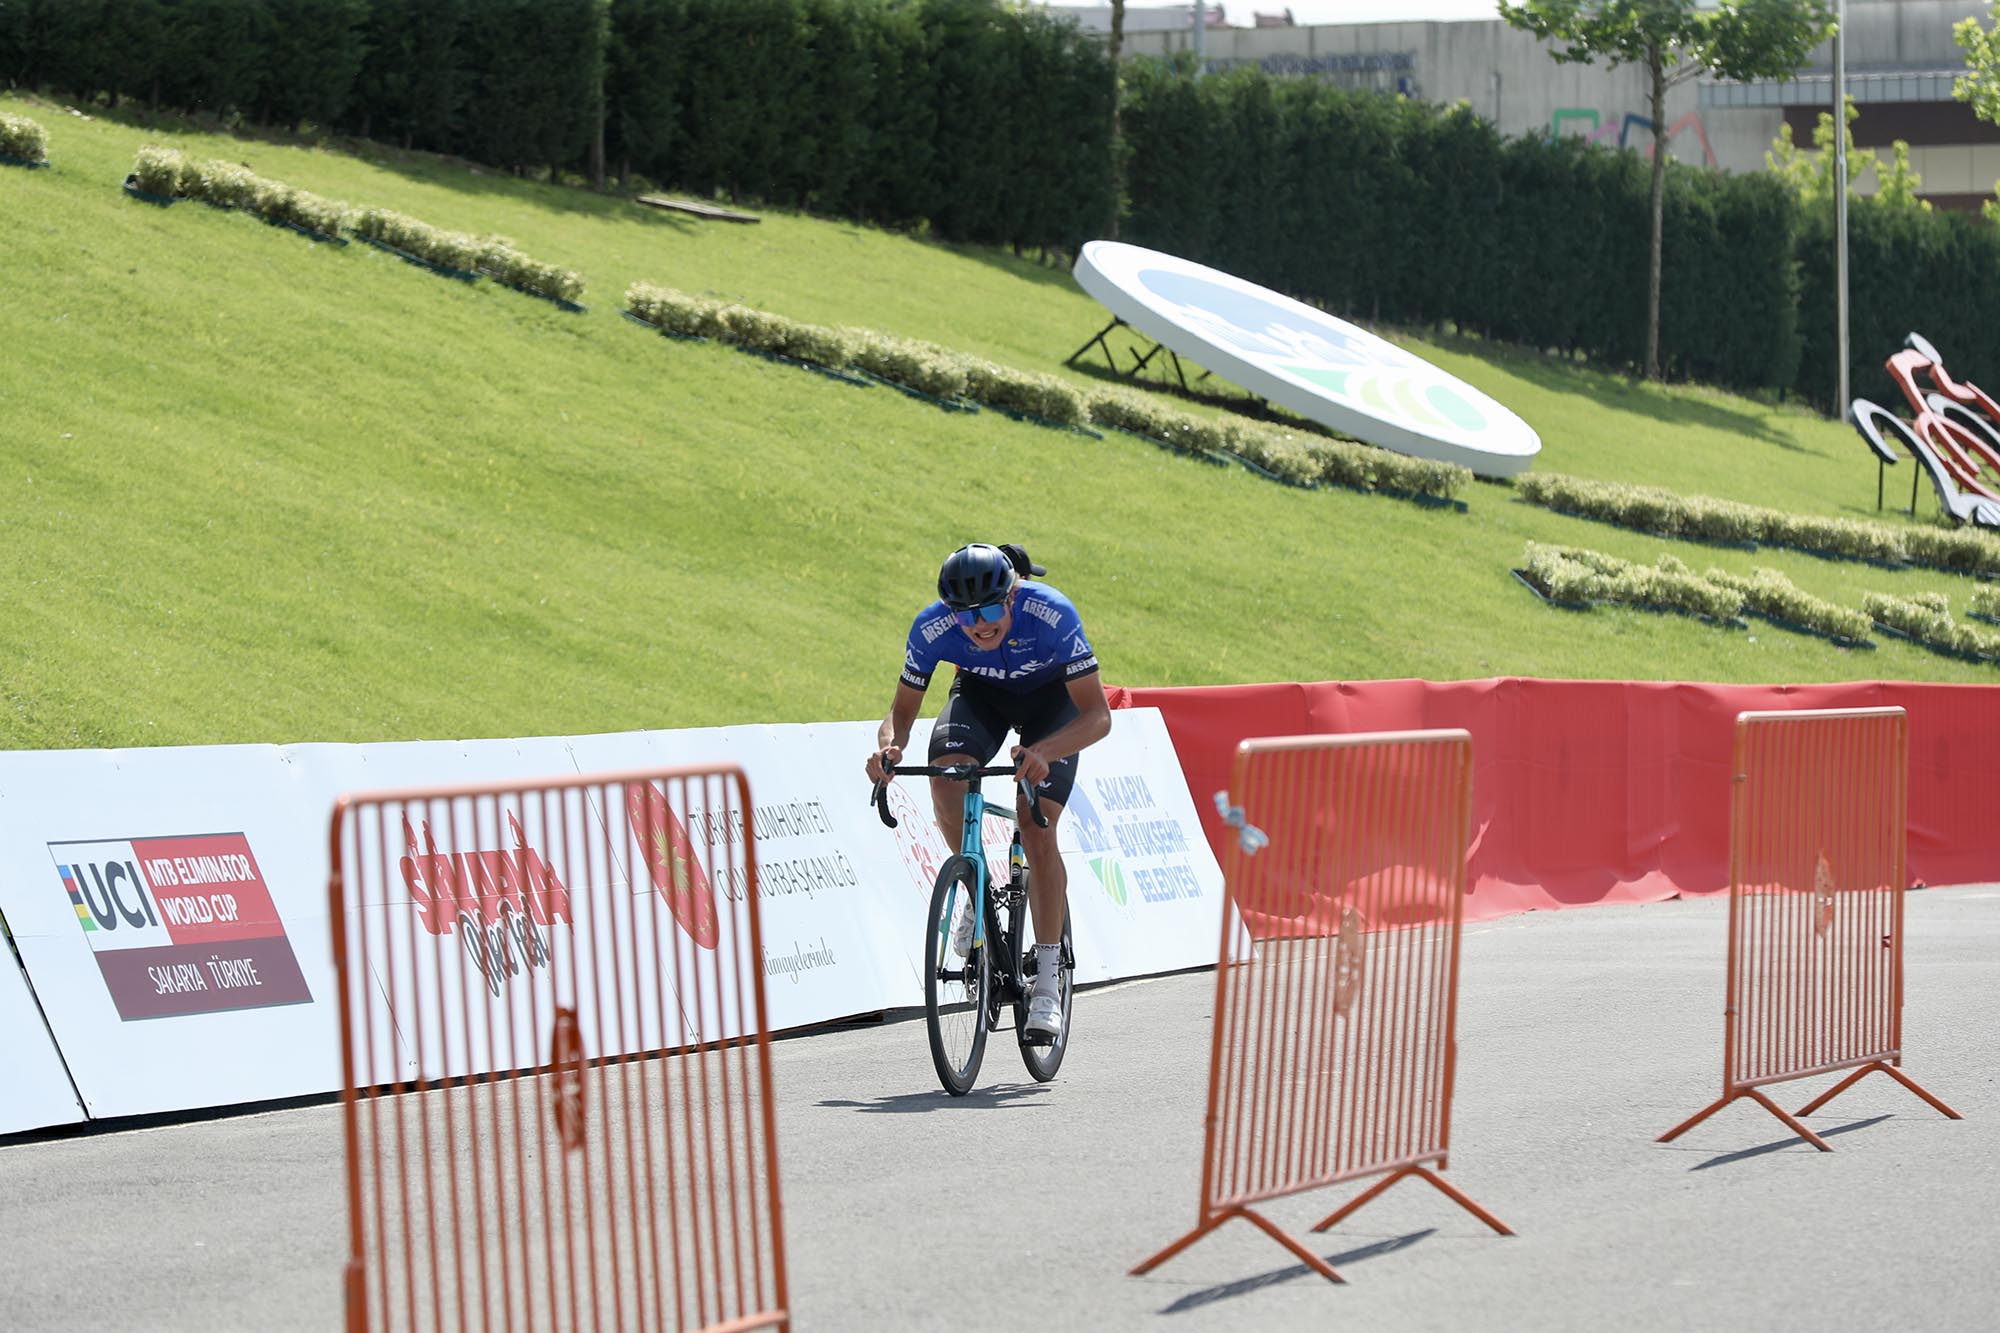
[927,673,1081,807]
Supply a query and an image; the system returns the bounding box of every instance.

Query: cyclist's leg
[926,679,1006,854]
[1012,686,1082,949]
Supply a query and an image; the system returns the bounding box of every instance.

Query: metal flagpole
[1835,0,1850,413]
[1194,2,1206,76]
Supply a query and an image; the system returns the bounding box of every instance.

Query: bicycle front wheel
[924,855,990,1096]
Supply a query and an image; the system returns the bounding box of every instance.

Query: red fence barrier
[1660,709,1961,1149]
[330,766,790,1333]
[1108,678,2000,923]
[1132,731,1509,1284]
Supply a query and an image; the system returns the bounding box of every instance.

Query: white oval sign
[1072,241,1540,478]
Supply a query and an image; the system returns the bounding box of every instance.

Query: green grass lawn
[2,93,1992,751]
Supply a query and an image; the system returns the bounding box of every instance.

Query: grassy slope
[1,94,1991,751]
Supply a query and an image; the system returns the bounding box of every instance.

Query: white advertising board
[0,710,1224,1123]
[1073,240,1541,478]
[0,738,585,1121]
[0,944,83,1133]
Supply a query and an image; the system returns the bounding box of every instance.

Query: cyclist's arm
[868,682,928,782]
[1013,672,1112,784]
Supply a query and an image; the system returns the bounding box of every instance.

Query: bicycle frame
[872,763,1045,982]
[950,783,1015,952]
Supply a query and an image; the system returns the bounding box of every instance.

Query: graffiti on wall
[1551,107,1717,168]
[1243,51,1420,98]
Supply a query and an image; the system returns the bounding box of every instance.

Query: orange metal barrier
[329,767,789,1332]
[1661,708,1961,1150]
[1133,730,1509,1284]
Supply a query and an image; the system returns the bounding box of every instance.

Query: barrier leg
[1131,1206,1344,1284]
[1795,1061,1963,1120]
[1310,1166,1512,1236]
[1406,1168,1514,1236]
[1660,1088,1832,1151]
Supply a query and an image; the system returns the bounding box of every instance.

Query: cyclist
[866,543,1111,1041]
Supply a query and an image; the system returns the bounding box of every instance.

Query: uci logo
[59,859,160,934]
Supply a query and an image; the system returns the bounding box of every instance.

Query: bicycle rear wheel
[1015,896,1074,1083]
[925,855,990,1096]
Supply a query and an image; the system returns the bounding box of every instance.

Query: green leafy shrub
[249,178,350,239]
[1221,422,1322,488]
[476,238,585,303]
[962,360,1087,426]
[1,112,50,164]
[1681,494,1765,545]
[1703,566,1872,643]
[717,304,850,367]
[129,148,348,237]
[355,208,486,272]
[625,283,735,339]
[1970,583,2000,619]
[1085,385,1232,455]
[842,329,972,402]
[131,145,185,196]
[1515,471,2000,574]
[1330,440,1469,501]
[353,210,581,298]
[1761,512,1904,564]
[1901,525,2000,579]
[1082,385,1469,500]
[1522,543,1746,621]
[1862,591,2000,660]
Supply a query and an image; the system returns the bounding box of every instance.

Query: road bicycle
[872,763,1075,1096]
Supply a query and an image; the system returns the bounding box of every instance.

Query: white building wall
[1116,3,2000,185]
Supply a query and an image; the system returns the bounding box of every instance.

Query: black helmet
[937,543,1018,610]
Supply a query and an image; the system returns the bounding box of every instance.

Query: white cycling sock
[1033,942,1062,996]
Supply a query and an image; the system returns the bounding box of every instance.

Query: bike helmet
[937,543,1018,610]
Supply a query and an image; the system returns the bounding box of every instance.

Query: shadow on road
[1154,1229,1435,1314]
[815,1083,1051,1114]
[1687,1115,1893,1170]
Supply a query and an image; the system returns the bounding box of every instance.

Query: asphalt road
[4,887,1995,1332]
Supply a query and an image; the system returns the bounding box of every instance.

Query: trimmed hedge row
[1861,591,2000,661]
[623,282,1472,503]
[131,145,349,238]
[1701,565,1873,643]
[1520,540,2000,665]
[351,208,584,303]
[131,146,583,301]
[0,110,48,163]
[1516,471,2000,577]
[1521,544,1745,621]
[1522,543,1874,644]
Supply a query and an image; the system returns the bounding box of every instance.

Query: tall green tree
[1500,0,1834,380]
[350,0,469,150]
[1953,4,2000,220]
[258,0,367,130]
[1767,95,1927,211]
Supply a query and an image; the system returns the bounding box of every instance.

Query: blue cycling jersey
[901,581,1099,694]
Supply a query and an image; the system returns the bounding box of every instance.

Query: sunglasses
[952,601,1008,628]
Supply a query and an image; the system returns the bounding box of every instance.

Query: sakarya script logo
[400,812,573,996]
[623,781,720,950]
[49,833,313,1021]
